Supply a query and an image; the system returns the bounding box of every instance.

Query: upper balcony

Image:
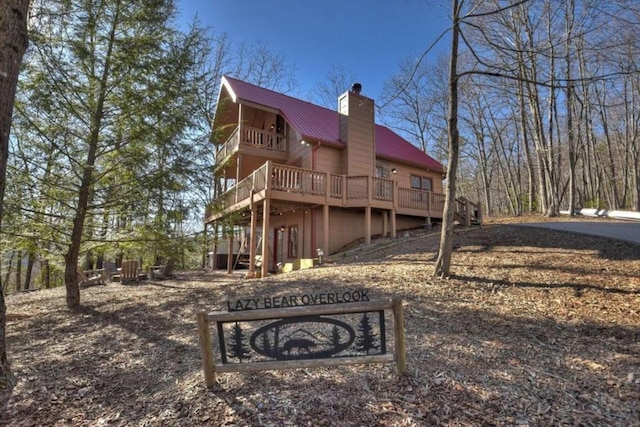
[215,125,288,170]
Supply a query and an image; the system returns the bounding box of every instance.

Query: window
[411,175,433,203]
[288,225,299,258]
[410,175,433,191]
[375,162,391,178]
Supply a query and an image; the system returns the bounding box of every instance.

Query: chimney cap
[351,83,362,94]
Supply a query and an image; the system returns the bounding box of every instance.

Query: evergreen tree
[0,0,30,402]
[331,325,342,349]
[13,0,208,306]
[227,322,251,362]
[355,313,379,355]
[260,332,272,356]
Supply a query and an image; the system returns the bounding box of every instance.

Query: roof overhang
[376,154,446,175]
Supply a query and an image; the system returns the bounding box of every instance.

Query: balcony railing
[272,164,326,195]
[242,126,286,151]
[373,177,394,201]
[215,127,240,164]
[206,161,446,220]
[215,126,287,164]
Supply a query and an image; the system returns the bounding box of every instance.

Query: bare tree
[312,64,358,109]
[233,40,298,94]
[434,0,462,277]
[379,56,449,157]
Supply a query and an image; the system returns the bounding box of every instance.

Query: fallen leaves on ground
[2,217,639,426]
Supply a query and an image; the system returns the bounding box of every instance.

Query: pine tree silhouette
[228,322,251,362]
[355,313,379,355]
[331,325,342,349]
[261,332,273,357]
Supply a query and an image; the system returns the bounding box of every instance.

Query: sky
[177,0,452,103]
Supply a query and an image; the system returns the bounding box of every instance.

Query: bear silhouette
[282,338,316,355]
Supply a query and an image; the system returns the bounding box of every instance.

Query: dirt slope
[3,218,639,426]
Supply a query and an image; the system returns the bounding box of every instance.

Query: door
[273,227,285,270]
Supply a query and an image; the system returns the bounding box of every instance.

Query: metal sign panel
[216,311,386,364]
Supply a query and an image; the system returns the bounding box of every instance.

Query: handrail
[329,174,343,198]
[398,188,431,210]
[214,125,287,166]
[206,162,464,222]
[271,163,326,195]
[346,176,369,200]
[214,126,240,164]
[372,177,394,202]
[242,126,287,152]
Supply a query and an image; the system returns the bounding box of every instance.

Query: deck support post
[249,194,257,277]
[382,211,388,237]
[365,206,372,245]
[226,227,234,274]
[390,209,397,238]
[465,199,472,227]
[261,198,270,278]
[323,204,330,258]
[212,221,219,270]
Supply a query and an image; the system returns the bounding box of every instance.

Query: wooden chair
[78,268,107,286]
[148,258,176,280]
[120,260,140,283]
[103,261,119,282]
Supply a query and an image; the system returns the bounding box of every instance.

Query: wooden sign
[197,299,407,386]
[226,289,370,311]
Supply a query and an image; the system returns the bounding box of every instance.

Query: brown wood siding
[315,209,429,254]
[287,127,312,168]
[314,145,342,174]
[341,93,375,177]
[384,161,444,193]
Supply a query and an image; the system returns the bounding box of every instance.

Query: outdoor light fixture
[280,225,286,232]
[300,139,307,145]
[391,168,397,174]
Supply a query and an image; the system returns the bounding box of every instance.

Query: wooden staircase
[454,197,482,226]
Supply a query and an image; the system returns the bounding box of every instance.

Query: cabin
[205,76,478,277]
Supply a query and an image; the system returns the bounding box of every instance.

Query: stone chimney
[338,83,375,176]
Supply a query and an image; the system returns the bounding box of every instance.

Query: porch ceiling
[216,201,319,226]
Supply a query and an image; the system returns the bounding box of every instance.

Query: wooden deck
[205,161,447,223]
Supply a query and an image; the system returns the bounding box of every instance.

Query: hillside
[3,218,640,426]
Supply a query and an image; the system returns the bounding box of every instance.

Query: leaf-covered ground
[2,217,639,426]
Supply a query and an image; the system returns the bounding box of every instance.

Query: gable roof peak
[218,76,444,172]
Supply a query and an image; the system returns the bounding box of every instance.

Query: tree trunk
[434,0,461,278]
[0,0,30,405]
[63,1,120,308]
[13,251,21,292]
[23,251,34,290]
[565,0,577,216]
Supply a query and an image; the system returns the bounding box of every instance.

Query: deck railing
[242,126,286,152]
[215,127,240,164]
[373,177,394,201]
[454,196,481,225]
[398,188,429,210]
[272,164,325,195]
[215,126,286,165]
[206,161,455,221]
[329,174,343,199]
[346,176,369,200]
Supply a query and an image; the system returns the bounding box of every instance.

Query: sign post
[196,292,407,385]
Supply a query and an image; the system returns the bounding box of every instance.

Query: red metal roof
[222,76,444,172]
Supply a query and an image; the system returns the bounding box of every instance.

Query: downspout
[311,141,322,169]
[310,141,322,256]
[302,210,306,258]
